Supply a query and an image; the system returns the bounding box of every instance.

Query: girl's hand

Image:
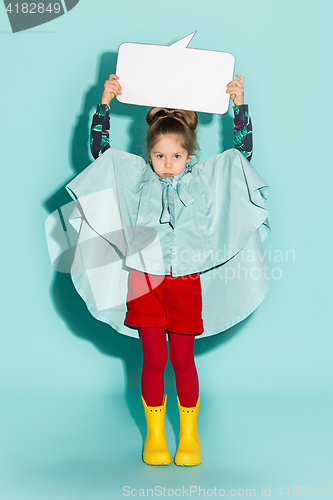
[101,74,122,106]
[226,74,245,106]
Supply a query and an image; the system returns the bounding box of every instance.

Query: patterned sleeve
[90,103,111,159]
[233,104,253,162]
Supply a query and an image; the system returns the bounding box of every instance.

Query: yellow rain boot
[174,395,202,466]
[141,394,171,466]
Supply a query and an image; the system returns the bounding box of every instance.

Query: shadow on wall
[43,50,249,442]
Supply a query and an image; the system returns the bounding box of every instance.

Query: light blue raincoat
[66,147,270,338]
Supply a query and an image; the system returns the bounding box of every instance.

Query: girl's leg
[139,327,171,466]
[139,327,168,407]
[168,331,199,407]
[169,331,202,466]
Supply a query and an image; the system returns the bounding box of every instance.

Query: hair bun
[146,108,198,131]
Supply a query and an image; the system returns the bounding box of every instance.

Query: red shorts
[125,268,204,335]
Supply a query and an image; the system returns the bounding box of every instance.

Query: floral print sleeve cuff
[90,104,111,159]
[233,104,253,162]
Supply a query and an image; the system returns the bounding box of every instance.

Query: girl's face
[149,135,192,179]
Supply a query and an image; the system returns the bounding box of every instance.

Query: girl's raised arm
[233,104,253,162]
[227,74,253,162]
[90,75,122,160]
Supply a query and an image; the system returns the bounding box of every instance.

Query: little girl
[66,73,269,467]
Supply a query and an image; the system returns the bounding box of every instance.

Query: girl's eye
[174,155,181,159]
[157,155,164,159]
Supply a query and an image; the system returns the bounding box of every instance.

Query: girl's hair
[146,108,199,158]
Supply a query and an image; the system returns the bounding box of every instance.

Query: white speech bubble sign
[115,32,235,114]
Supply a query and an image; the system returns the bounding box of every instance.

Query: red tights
[139,327,199,407]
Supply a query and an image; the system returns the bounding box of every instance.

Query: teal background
[1,0,333,498]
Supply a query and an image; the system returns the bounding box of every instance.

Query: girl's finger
[227,86,243,92]
[113,80,122,92]
[235,75,245,83]
[108,82,121,93]
[106,75,119,86]
[235,74,245,84]
[226,87,243,95]
[105,84,117,93]
[105,82,122,94]
[226,79,244,89]
[227,74,245,87]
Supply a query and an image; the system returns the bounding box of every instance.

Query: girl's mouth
[164,173,174,177]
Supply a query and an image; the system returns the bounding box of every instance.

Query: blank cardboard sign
[115,32,235,114]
